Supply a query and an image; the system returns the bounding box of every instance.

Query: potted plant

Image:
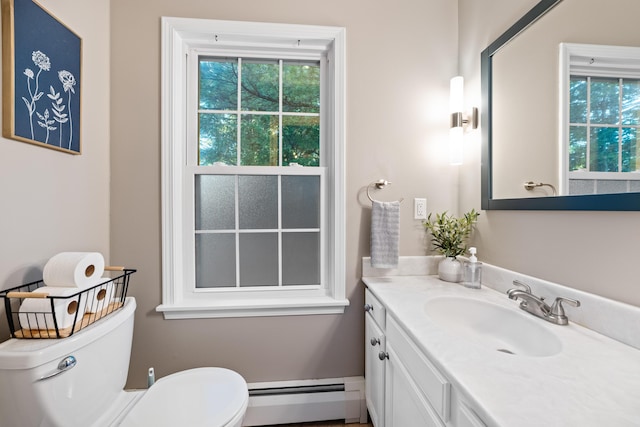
[423,209,479,282]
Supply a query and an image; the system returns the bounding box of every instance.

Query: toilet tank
[0,297,137,427]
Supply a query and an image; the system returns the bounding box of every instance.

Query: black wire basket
[0,268,135,339]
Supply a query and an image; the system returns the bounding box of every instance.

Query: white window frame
[158,17,347,319]
[559,43,640,194]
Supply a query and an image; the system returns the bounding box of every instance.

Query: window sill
[156,296,350,319]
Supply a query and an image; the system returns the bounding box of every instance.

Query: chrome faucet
[507,280,580,326]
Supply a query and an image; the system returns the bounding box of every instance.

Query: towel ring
[367,179,403,203]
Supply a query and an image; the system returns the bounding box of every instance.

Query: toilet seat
[118,367,249,427]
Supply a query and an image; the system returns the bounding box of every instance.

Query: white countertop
[363,275,640,427]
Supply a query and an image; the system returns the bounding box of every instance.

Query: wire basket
[0,268,135,339]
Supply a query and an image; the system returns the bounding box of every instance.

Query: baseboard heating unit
[242,376,367,426]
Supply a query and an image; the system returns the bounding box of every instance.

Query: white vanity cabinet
[365,288,487,427]
[364,290,386,427]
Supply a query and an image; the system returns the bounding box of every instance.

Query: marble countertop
[363,275,640,427]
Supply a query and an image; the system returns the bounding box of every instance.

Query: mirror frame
[481,0,640,210]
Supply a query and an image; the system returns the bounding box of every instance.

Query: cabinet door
[365,313,385,427]
[385,344,445,427]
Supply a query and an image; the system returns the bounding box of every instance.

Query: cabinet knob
[370,337,381,346]
[378,351,389,361]
[364,304,373,312]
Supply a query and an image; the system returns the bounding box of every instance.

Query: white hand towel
[370,200,400,268]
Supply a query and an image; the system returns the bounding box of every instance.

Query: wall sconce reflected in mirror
[449,76,479,165]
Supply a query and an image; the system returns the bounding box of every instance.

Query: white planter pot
[438,257,462,283]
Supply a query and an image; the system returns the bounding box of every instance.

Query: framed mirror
[481,0,640,210]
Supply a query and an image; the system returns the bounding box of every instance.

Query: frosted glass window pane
[195,234,236,288]
[238,175,277,229]
[282,232,320,286]
[282,176,320,229]
[195,175,236,230]
[239,233,278,286]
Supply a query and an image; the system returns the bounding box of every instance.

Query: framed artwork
[1,0,82,154]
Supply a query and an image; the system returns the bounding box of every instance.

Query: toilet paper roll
[84,281,115,313]
[18,287,82,331]
[43,252,105,289]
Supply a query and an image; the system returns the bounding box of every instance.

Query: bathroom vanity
[363,257,640,427]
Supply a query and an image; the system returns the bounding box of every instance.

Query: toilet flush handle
[38,355,77,382]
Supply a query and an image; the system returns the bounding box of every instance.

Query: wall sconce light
[449,76,478,165]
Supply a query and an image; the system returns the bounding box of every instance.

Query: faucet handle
[512,280,532,293]
[507,280,532,297]
[550,296,580,316]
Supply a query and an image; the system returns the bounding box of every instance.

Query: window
[560,43,640,195]
[159,17,347,318]
[568,76,640,174]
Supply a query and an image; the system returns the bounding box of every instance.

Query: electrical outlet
[414,198,427,219]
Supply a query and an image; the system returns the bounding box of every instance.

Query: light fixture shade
[449,126,463,165]
[450,76,464,113]
[449,76,464,165]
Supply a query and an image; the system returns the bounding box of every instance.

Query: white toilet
[0,297,249,427]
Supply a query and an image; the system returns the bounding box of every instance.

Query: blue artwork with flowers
[3,0,82,154]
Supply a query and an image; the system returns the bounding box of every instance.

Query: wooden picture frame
[1,0,82,154]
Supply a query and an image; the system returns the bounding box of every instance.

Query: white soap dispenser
[462,247,482,289]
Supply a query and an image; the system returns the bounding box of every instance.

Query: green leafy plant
[423,209,479,258]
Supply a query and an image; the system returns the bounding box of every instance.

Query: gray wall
[0,0,111,339]
[458,0,640,308]
[110,0,459,388]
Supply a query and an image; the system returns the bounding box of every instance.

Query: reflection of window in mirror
[560,43,640,195]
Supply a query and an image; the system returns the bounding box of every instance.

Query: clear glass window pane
[590,127,619,172]
[283,61,320,113]
[241,114,279,165]
[195,234,236,288]
[283,116,320,166]
[195,175,236,230]
[569,76,588,123]
[622,127,639,172]
[622,79,640,125]
[282,175,320,229]
[199,113,237,166]
[238,233,278,286]
[590,78,620,125]
[199,58,238,111]
[238,175,278,229]
[241,60,279,112]
[282,232,320,286]
[569,126,587,171]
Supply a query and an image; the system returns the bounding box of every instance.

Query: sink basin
[424,296,562,357]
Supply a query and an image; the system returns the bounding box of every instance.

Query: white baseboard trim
[242,376,367,426]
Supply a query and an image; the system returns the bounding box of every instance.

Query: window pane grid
[198,56,320,167]
[569,76,640,173]
[193,52,324,292]
[194,173,322,289]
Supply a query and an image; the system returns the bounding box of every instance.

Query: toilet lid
[119,367,248,427]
